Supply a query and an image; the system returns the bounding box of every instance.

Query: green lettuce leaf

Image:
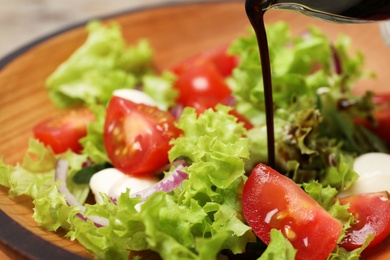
[1,138,90,228]
[80,104,109,164]
[46,21,154,108]
[142,71,178,111]
[259,229,297,260]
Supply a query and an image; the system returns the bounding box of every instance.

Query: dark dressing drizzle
[245,0,390,169]
[245,3,276,168]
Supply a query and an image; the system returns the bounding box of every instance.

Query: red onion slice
[131,167,188,200]
[55,158,108,227]
[331,45,342,75]
[110,165,188,203]
[56,158,82,207]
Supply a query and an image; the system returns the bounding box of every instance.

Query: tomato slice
[242,163,342,260]
[103,96,182,177]
[33,108,94,154]
[170,45,239,77]
[338,192,390,251]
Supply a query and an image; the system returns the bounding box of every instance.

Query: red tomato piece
[228,109,254,130]
[242,163,342,260]
[371,93,390,146]
[356,93,390,147]
[33,108,94,154]
[103,96,182,177]
[338,192,390,251]
[171,45,239,77]
[173,62,232,107]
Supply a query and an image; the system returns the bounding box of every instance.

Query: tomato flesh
[242,163,342,260]
[338,192,390,251]
[104,96,182,177]
[33,108,94,154]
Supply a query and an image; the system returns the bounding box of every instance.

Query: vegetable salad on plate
[1,20,390,260]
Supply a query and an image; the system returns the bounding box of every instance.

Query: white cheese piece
[338,152,390,197]
[89,168,125,204]
[108,175,158,199]
[113,89,158,107]
[90,167,158,205]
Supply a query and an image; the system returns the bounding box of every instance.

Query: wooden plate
[0,1,389,259]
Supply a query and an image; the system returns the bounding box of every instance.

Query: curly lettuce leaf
[46,21,154,108]
[79,104,109,164]
[259,229,297,260]
[33,182,81,231]
[322,153,359,191]
[303,181,354,237]
[0,141,87,236]
[1,139,56,198]
[328,234,374,260]
[142,71,178,111]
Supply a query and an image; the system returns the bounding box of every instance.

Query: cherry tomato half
[338,192,390,251]
[33,108,94,154]
[242,163,342,260]
[103,96,182,177]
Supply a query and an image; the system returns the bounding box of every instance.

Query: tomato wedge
[33,108,94,154]
[338,192,390,251]
[103,96,182,177]
[242,163,342,260]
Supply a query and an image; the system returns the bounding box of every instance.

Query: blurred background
[0,0,193,58]
[2,0,388,59]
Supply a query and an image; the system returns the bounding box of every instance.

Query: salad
[1,18,390,260]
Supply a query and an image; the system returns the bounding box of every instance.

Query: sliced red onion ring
[132,168,188,200]
[56,159,82,207]
[331,45,342,75]
[224,95,236,107]
[109,165,188,203]
[170,104,184,120]
[55,158,108,227]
